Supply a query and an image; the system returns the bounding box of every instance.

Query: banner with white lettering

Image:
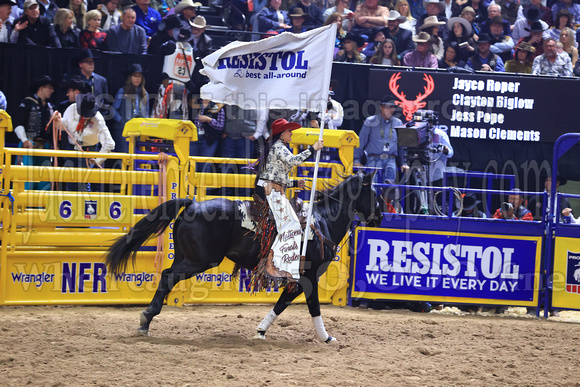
[367,69,579,143]
[351,228,542,304]
[200,24,337,111]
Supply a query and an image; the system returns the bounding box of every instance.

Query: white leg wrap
[257,309,278,332]
[313,316,330,342]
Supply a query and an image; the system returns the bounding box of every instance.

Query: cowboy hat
[158,14,185,32]
[71,49,100,66]
[460,193,481,211]
[386,10,407,22]
[448,16,472,36]
[30,75,54,93]
[63,76,90,93]
[476,33,492,43]
[191,15,207,29]
[174,0,202,14]
[490,15,504,25]
[75,93,102,118]
[423,0,444,12]
[122,63,147,78]
[381,95,397,107]
[341,32,365,48]
[289,8,310,19]
[0,0,17,6]
[413,31,431,43]
[515,41,535,53]
[524,6,541,22]
[420,15,445,30]
[524,21,547,32]
[271,118,301,136]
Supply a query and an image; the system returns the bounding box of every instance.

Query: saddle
[236,194,337,293]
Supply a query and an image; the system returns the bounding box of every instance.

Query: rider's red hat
[271,119,301,137]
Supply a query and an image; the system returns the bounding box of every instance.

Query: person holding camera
[354,95,404,182]
[492,188,533,220]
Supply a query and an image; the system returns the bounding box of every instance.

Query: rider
[254,118,324,281]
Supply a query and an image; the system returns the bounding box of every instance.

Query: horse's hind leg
[254,287,303,339]
[139,260,209,335]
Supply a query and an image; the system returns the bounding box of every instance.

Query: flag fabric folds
[200,24,337,112]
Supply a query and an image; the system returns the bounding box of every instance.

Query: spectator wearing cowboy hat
[505,41,535,73]
[147,13,184,55]
[132,0,161,37]
[112,63,148,153]
[0,0,17,43]
[57,76,90,114]
[68,49,110,118]
[361,26,386,59]
[188,15,211,58]
[289,0,324,31]
[532,37,572,76]
[61,93,115,191]
[13,75,56,190]
[516,19,547,57]
[334,31,366,62]
[517,0,552,27]
[174,0,201,29]
[467,32,505,71]
[285,7,309,33]
[488,14,514,63]
[421,14,445,59]
[453,192,486,217]
[257,0,290,34]
[10,0,61,47]
[354,95,404,182]
[446,16,476,62]
[107,7,147,54]
[513,6,549,43]
[416,0,449,41]
[382,10,415,60]
[403,31,439,67]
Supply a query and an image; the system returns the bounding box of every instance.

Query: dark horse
[105,171,379,342]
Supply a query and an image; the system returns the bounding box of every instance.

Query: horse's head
[353,171,382,226]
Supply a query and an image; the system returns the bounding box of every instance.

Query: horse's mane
[314,172,361,203]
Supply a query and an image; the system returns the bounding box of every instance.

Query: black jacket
[15,15,61,47]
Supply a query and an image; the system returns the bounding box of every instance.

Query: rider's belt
[369,153,396,160]
[258,179,286,194]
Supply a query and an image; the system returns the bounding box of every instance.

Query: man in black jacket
[11,0,61,47]
[382,10,415,61]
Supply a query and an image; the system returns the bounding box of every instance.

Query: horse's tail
[105,198,193,276]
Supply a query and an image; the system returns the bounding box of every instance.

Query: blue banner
[352,228,542,304]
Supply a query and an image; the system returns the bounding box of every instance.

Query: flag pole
[301,102,327,258]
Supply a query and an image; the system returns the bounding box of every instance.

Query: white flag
[200,24,337,111]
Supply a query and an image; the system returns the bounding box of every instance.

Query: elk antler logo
[388,72,435,121]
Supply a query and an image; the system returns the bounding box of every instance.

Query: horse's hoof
[137,327,149,336]
[325,336,337,344]
[254,331,266,340]
[139,311,149,327]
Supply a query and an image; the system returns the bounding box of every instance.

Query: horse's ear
[362,171,376,185]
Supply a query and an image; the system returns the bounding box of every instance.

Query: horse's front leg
[254,286,303,339]
[304,280,337,343]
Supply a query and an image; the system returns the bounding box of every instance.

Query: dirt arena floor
[1,304,580,386]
